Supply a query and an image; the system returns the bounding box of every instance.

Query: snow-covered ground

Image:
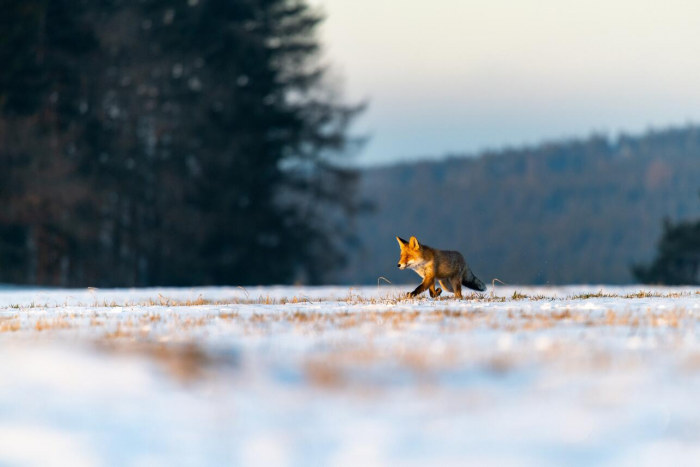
[0,284,699,467]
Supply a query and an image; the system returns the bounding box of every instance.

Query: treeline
[337,127,700,285]
[0,0,361,287]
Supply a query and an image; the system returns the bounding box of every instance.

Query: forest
[0,0,361,287]
[337,127,700,285]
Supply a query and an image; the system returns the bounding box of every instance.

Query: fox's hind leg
[450,277,463,299]
[439,280,453,293]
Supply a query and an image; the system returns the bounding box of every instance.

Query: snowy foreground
[1,285,700,467]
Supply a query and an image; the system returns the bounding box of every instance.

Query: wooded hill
[336,127,700,285]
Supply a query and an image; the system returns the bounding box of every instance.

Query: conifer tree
[633,200,700,285]
[126,0,363,285]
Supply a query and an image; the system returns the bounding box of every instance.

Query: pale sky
[309,0,700,165]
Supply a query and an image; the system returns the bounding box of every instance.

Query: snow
[0,284,698,466]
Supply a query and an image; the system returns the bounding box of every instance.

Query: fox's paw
[430,288,442,298]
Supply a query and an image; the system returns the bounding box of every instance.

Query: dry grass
[3,288,697,311]
[98,341,218,384]
[0,304,696,341]
[34,317,72,332]
[0,288,697,390]
[0,317,20,333]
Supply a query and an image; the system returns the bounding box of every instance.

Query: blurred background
[1,0,698,287]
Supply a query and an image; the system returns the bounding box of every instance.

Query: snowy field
[1,284,699,467]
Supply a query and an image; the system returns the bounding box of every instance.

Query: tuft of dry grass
[0,317,20,333]
[34,317,72,332]
[99,341,217,384]
[304,360,345,388]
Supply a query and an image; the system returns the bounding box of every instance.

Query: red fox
[396,236,486,298]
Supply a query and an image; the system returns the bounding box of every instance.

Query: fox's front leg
[429,282,442,298]
[408,276,434,298]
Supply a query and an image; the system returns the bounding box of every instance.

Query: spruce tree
[130,0,363,285]
[633,211,700,285]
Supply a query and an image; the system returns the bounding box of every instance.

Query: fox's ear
[409,236,420,250]
[396,236,408,248]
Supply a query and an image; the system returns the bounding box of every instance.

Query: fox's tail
[462,271,487,292]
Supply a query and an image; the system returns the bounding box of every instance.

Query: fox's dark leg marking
[429,282,442,298]
[409,276,434,298]
[450,277,463,299]
[409,282,428,297]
